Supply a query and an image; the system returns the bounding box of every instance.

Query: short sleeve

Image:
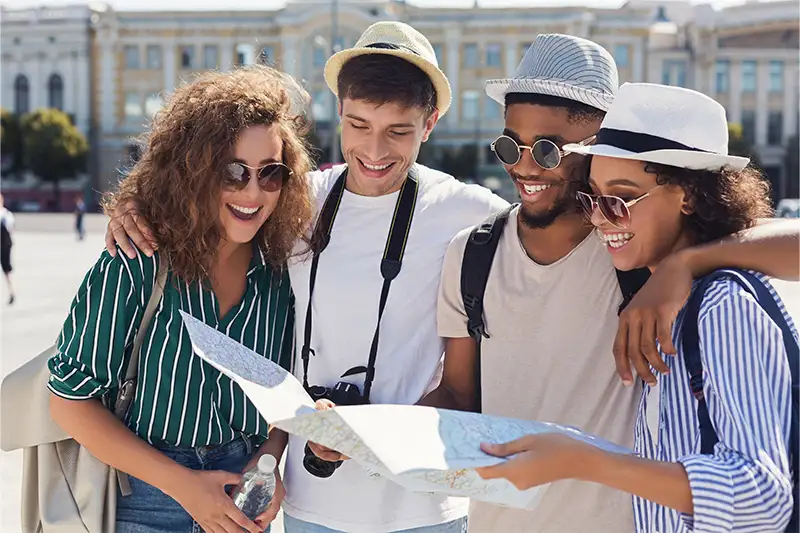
[47,250,151,400]
[437,228,472,339]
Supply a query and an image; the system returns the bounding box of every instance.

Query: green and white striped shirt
[47,247,294,448]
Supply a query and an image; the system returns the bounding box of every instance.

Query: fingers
[255,500,280,529]
[121,211,154,257]
[613,319,633,386]
[105,224,117,257]
[640,314,669,376]
[480,435,534,458]
[315,399,336,411]
[209,470,242,488]
[222,508,260,533]
[308,441,344,462]
[475,462,508,481]
[656,308,677,355]
[626,314,656,386]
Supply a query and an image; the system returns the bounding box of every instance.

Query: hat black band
[364,42,421,56]
[596,128,709,154]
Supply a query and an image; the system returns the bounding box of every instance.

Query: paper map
[180,311,631,509]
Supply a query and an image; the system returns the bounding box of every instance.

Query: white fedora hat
[324,21,452,116]
[485,33,618,112]
[564,83,750,171]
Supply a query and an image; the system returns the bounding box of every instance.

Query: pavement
[0,213,285,533]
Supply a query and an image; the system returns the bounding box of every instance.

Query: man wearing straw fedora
[427,34,799,533]
[104,21,506,533]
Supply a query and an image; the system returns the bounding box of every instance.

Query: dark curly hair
[103,66,314,284]
[644,162,774,245]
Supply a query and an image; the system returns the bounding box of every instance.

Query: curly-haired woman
[476,84,797,532]
[47,66,314,533]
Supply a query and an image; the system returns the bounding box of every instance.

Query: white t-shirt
[438,206,639,533]
[283,164,508,532]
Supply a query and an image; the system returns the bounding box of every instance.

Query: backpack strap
[615,267,651,315]
[680,268,798,529]
[460,204,516,412]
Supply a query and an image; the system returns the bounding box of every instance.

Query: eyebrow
[345,113,415,129]
[605,178,642,188]
[502,128,565,145]
[232,157,280,165]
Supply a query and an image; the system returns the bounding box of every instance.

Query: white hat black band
[595,127,709,154]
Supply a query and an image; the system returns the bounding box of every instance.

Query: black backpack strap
[616,267,651,315]
[460,204,516,412]
[680,268,798,528]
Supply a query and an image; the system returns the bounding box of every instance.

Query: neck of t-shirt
[516,211,593,266]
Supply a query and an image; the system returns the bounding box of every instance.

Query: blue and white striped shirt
[632,272,795,533]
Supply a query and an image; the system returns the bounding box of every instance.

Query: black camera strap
[301,166,419,403]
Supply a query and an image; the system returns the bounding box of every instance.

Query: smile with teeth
[600,232,634,249]
[361,160,393,171]
[229,204,260,215]
[521,183,552,195]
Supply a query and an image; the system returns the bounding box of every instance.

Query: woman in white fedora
[475,83,797,533]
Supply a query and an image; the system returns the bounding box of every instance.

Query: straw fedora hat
[324,21,452,116]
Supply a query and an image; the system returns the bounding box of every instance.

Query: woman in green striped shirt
[47,67,314,533]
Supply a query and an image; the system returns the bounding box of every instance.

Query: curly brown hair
[104,66,314,283]
[644,162,774,245]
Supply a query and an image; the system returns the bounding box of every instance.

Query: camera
[302,378,368,478]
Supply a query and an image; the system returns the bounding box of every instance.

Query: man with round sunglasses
[423,34,799,533]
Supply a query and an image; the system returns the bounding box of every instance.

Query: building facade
[2,0,798,205]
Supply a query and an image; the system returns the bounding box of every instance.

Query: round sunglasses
[576,186,662,229]
[224,162,292,193]
[490,134,596,170]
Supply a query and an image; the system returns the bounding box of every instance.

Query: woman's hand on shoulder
[105,200,158,259]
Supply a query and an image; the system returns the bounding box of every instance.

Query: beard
[516,168,586,230]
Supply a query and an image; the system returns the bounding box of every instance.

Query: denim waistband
[152,433,259,469]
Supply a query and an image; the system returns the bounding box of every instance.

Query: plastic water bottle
[231,454,277,520]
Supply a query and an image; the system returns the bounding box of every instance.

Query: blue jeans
[283,514,467,533]
[116,434,268,533]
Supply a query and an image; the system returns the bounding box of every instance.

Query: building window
[124,92,143,118]
[613,44,629,68]
[485,43,502,68]
[48,36,56,44]
[520,42,532,60]
[13,37,21,45]
[463,44,478,68]
[48,73,63,110]
[741,110,756,145]
[14,75,29,114]
[124,45,140,69]
[662,60,686,87]
[313,46,326,67]
[432,44,443,66]
[767,112,783,145]
[203,45,219,69]
[146,45,162,69]
[769,61,783,93]
[145,94,163,118]
[462,90,479,120]
[484,95,502,120]
[260,45,275,65]
[741,60,757,93]
[236,44,255,66]
[312,90,330,121]
[715,60,730,93]
[181,46,195,69]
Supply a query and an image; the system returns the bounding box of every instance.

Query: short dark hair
[644,162,774,245]
[337,54,437,116]
[504,92,605,124]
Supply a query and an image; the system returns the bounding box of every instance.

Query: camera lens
[303,443,342,478]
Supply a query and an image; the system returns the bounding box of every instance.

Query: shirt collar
[247,244,269,277]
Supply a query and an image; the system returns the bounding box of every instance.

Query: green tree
[1,108,24,177]
[728,123,762,170]
[21,108,89,210]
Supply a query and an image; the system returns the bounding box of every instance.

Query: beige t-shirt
[438,207,639,533]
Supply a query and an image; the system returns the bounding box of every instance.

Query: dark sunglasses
[490,134,596,170]
[224,162,292,193]
[576,187,662,229]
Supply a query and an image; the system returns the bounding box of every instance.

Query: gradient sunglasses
[490,134,596,169]
[224,161,292,193]
[576,186,663,229]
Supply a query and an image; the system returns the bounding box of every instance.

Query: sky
[0,0,764,11]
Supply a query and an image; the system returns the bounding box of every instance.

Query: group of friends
[43,20,799,533]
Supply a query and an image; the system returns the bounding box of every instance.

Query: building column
[504,38,518,77]
[76,50,90,136]
[444,25,460,127]
[100,40,117,133]
[783,62,798,139]
[632,38,645,82]
[162,39,176,94]
[728,61,742,126]
[279,34,298,78]
[755,61,769,146]
[220,38,235,72]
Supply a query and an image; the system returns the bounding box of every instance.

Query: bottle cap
[258,454,277,473]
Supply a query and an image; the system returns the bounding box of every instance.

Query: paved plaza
[0,213,285,533]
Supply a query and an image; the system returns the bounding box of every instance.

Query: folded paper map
[179,311,631,509]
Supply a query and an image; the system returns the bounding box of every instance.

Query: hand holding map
[179,311,631,509]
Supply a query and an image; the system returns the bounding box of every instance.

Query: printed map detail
[181,312,631,509]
